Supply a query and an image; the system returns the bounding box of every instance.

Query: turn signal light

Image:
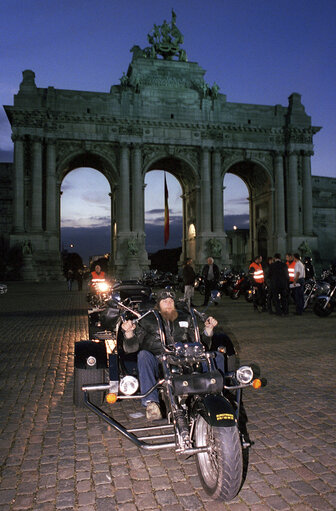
[252,379,262,389]
[106,393,118,404]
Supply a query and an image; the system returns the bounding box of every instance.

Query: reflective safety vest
[286,261,296,282]
[249,262,264,284]
[91,271,105,280]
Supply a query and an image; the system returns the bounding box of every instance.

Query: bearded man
[121,289,218,420]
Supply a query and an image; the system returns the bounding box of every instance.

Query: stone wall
[312,175,336,266]
[0,162,13,240]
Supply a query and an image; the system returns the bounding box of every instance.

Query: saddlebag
[172,370,223,396]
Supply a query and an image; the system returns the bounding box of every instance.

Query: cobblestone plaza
[0,283,335,510]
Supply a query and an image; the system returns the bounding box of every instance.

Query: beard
[159,309,178,322]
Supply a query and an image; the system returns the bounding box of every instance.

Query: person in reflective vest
[286,253,296,283]
[249,255,266,311]
[91,264,105,281]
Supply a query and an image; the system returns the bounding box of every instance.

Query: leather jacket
[123,306,212,355]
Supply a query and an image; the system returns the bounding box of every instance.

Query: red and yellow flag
[164,173,169,245]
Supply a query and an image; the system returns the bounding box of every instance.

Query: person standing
[182,258,196,307]
[202,257,220,306]
[268,253,289,316]
[264,256,274,314]
[76,268,83,291]
[292,253,305,315]
[286,253,296,284]
[66,269,74,291]
[249,255,266,311]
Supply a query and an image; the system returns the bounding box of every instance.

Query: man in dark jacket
[268,253,289,316]
[121,289,218,420]
[182,258,196,307]
[202,257,220,306]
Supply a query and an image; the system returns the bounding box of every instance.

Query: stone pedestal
[123,255,142,280]
[21,254,38,281]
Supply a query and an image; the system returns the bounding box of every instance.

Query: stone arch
[223,158,274,262]
[144,154,199,264]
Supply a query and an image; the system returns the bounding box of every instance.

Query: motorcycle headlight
[119,375,139,395]
[86,356,97,367]
[236,365,253,384]
[97,282,109,292]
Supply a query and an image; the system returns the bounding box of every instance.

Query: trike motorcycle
[74,282,263,502]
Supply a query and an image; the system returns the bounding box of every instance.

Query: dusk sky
[1,0,335,262]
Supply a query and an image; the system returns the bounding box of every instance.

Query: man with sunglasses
[121,289,218,420]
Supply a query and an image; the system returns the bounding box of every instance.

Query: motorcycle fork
[161,357,192,450]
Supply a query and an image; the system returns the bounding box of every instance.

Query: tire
[230,289,240,300]
[73,367,105,407]
[313,297,334,317]
[195,416,243,501]
[199,284,205,295]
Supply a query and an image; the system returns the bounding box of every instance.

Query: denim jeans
[137,349,225,407]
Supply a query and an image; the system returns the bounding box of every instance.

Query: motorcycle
[303,278,329,310]
[74,282,264,502]
[87,278,115,309]
[229,273,253,302]
[313,278,336,317]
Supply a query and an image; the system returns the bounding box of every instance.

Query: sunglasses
[159,291,176,300]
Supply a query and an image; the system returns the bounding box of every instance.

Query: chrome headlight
[119,375,139,395]
[86,356,97,367]
[97,282,109,292]
[236,365,253,384]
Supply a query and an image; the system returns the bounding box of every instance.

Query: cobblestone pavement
[0,282,335,511]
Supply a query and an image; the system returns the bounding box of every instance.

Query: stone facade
[1,14,331,280]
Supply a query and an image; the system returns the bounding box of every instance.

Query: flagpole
[164,172,170,246]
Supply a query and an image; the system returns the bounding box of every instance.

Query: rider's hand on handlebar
[204,316,218,336]
[121,320,136,339]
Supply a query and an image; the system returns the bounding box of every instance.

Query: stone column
[302,151,314,235]
[274,152,286,236]
[212,150,224,232]
[46,140,57,233]
[131,145,143,233]
[201,148,211,233]
[31,137,43,232]
[118,144,130,233]
[12,134,25,232]
[287,151,299,235]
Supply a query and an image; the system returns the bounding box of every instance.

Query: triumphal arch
[4,12,320,280]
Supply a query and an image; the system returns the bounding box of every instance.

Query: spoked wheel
[313,297,334,317]
[194,416,243,501]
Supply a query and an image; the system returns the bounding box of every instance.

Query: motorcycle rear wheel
[195,416,243,501]
[313,298,334,317]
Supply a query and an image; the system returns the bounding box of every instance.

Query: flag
[164,173,169,245]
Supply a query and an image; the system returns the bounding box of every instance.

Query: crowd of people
[248,253,308,316]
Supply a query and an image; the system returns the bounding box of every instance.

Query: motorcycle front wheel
[230,289,240,300]
[313,297,334,317]
[194,416,243,501]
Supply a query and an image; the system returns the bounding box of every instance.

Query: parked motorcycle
[73,282,264,502]
[313,278,336,317]
[230,273,253,302]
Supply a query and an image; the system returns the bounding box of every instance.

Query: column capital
[273,150,284,158]
[11,133,25,143]
[287,150,300,157]
[31,135,43,144]
[302,150,314,157]
[46,137,56,146]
